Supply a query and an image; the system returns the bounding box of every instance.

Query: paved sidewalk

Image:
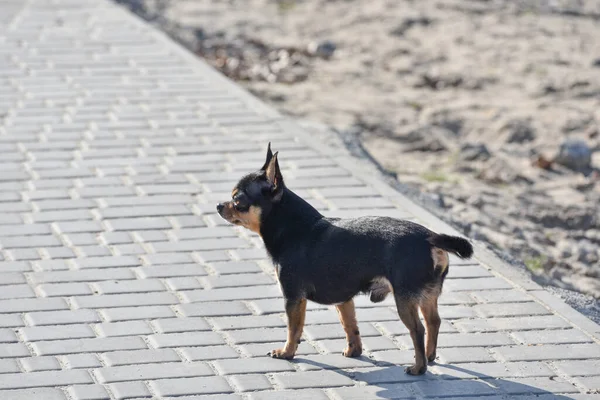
[0,0,599,399]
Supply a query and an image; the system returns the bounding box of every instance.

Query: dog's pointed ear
[265,152,284,201]
[261,142,273,171]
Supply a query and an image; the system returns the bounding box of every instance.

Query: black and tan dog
[217,144,473,375]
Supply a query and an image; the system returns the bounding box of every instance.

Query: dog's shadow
[291,356,580,399]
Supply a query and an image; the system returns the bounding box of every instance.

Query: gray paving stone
[0,359,21,374]
[100,306,176,322]
[511,329,593,345]
[180,345,240,361]
[148,332,224,348]
[0,328,18,343]
[0,285,35,299]
[572,376,600,392]
[60,354,102,369]
[330,384,414,399]
[71,292,178,309]
[92,279,165,294]
[209,261,263,275]
[101,349,181,367]
[444,277,513,291]
[554,360,600,376]
[214,358,295,375]
[272,370,354,389]
[430,361,555,379]
[470,290,533,303]
[492,344,600,362]
[0,298,68,313]
[293,354,377,371]
[354,364,435,385]
[140,252,194,265]
[454,315,571,332]
[29,268,136,284]
[176,301,252,317]
[149,376,233,397]
[412,379,501,397]
[164,277,203,290]
[134,264,207,278]
[0,370,93,390]
[36,283,93,297]
[210,315,285,331]
[225,328,289,345]
[473,302,551,318]
[437,347,495,363]
[73,256,140,269]
[150,317,211,333]
[229,374,272,392]
[32,337,147,356]
[304,322,380,340]
[201,273,274,289]
[248,390,329,400]
[495,377,579,394]
[24,310,101,326]
[18,324,96,341]
[0,388,68,400]
[68,384,111,400]
[109,381,151,400]
[95,321,153,337]
[95,362,213,383]
[19,357,61,372]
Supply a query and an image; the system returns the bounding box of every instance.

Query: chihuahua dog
[217,144,473,375]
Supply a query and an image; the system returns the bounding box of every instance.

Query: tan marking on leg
[420,294,441,363]
[269,298,307,359]
[336,299,363,357]
[395,296,427,375]
[432,247,449,273]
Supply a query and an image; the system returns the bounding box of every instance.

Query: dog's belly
[304,279,366,305]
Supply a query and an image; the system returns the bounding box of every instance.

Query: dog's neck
[260,187,322,261]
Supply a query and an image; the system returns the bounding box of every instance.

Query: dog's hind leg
[394,295,427,375]
[335,299,363,357]
[420,295,441,363]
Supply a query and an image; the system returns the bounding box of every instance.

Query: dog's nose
[216,203,224,213]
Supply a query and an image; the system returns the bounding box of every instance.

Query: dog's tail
[428,234,473,259]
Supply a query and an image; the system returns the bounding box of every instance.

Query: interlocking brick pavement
[0,0,599,398]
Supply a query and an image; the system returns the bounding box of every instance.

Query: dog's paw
[342,343,363,358]
[427,352,437,363]
[268,348,295,360]
[404,364,427,375]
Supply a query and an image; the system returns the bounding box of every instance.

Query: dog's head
[216,143,284,234]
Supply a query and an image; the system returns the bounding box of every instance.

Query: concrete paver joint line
[0,0,598,399]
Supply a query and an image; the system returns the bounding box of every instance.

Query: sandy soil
[120,0,600,299]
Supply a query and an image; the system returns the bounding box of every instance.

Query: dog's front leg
[268,298,307,359]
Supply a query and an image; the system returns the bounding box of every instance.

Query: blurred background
[116,0,600,302]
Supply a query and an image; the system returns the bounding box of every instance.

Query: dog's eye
[233,201,249,212]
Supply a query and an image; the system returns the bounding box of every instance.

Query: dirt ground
[118,0,600,300]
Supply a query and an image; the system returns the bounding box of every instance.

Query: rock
[532,154,553,169]
[554,139,592,171]
[307,40,336,59]
[498,118,536,143]
[459,143,490,161]
[555,240,574,258]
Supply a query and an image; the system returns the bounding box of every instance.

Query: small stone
[459,143,490,161]
[498,118,536,143]
[554,139,592,171]
[307,40,336,59]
